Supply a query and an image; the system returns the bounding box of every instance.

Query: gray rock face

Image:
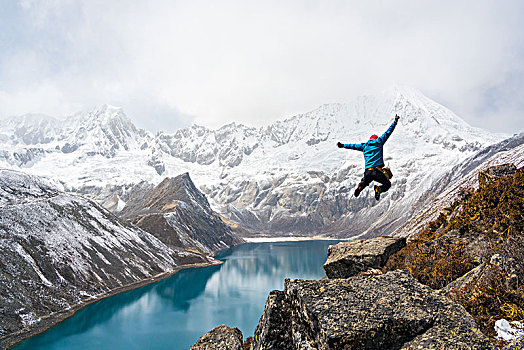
[323,237,406,278]
[252,290,292,350]
[190,324,243,350]
[253,270,493,350]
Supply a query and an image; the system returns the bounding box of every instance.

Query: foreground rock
[323,237,406,278]
[252,270,493,350]
[253,290,293,349]
[190,324,243,350]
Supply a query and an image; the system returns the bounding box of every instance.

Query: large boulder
[190,324,243,350]
[252,270,493,350]
[323,237,406,278]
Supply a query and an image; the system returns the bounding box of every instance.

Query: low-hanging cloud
[1,0,523,133]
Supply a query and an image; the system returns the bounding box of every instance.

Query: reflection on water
[15,240,338,350]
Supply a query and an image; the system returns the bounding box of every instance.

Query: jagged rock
[443,261,487,295]
[444,254,523,324]
[252,290,293,350]
[479,163,517,189]
[323,237,406,278]
[190,324,243,350]
[252,270,493,349]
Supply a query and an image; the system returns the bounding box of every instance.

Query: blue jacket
[343,121,397,169]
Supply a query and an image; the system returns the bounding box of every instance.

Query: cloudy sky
[1,0,523,133]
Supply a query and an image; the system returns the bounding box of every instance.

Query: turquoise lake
[15,240,339,349]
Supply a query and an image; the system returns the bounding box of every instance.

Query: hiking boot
[374,185,381,201]
[354,184,364,197]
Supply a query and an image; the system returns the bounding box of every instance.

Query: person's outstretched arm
[337,142,365,151]
[377,114,400,144]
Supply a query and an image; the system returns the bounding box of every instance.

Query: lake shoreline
[1,260,223,350]
[243,236,347,243]
[4,239,342,349]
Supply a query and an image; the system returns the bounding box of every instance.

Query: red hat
[369,135,378,139]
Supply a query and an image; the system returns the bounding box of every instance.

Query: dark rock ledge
[323,237,406,278]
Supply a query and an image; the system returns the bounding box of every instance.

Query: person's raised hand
[394,114,400,123]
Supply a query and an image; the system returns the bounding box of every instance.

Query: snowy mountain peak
[68,104,136,133]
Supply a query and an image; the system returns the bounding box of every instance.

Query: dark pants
[359,169,391,192]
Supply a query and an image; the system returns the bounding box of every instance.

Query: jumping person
[336,115,400,201]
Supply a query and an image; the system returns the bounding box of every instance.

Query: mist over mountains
[0,86,510,238]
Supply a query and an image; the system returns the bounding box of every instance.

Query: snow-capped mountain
[0,87,508,237]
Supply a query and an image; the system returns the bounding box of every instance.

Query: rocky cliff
[252,270,492,349]
[0,169,217,349]
[193,237,501,349]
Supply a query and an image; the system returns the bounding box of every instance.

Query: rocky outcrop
[323,237,406,278]
[444,254,521,297]
[190,324,243,350]
[385,165,524,343]
[252,270,493,350]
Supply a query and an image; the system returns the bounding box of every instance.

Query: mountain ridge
[0,87,509,238]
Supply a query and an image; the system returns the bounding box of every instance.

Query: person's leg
[372,170,391,192]
[371,169,391,200]
[354,170,373,197]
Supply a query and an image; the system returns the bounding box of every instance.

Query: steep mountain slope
[394,132,524,238]
[0,169,212,347]
[0,87,508,238]
[117,173,244,255]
